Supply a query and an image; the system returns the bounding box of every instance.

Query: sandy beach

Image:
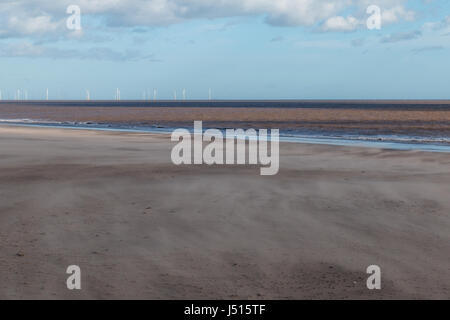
[0,125,449,299]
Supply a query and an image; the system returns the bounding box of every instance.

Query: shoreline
[1,122,449,153]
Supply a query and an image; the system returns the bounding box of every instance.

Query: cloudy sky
[0,0,449,100]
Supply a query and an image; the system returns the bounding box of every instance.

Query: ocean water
[0,100,449,152]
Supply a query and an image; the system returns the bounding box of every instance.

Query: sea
[0,100,449,152]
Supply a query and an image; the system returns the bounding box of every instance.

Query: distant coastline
[1,99,450,110]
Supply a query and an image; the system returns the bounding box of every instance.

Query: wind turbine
[86,89,90,101]
[182,88,186,101]
[153,89,157,101]
[209,88,212,101]
[46,88,49,101]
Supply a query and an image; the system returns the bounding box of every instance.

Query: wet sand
[0,125,449,299]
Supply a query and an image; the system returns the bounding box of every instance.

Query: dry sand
[0,125,449,299]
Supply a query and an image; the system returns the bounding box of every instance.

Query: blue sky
[0,0,449,100]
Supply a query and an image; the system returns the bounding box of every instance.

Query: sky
[0,0,449,100]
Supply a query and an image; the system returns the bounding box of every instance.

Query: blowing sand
[0,125,449,299]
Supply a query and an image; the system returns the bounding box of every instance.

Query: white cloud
[0,0,417,38]
[7,15,61,35]
[0,41,158,61]
[380,30,422,43]
[381,5,415,24]
[322,15,360,32]
[423,15,450,32]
